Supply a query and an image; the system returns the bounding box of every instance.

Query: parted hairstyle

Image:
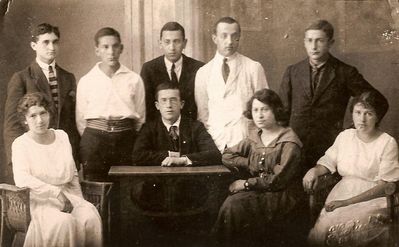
[160,22,185,39]
[213,16,241,35]
[349,91,389,126]
[31,23,60,42]
[305,19,334,40]
[243,89,289,127]
[94,27,121,46]
[17,92,51,124]
[154,82,185,102]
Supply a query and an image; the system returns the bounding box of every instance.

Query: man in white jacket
[195,16,268,152]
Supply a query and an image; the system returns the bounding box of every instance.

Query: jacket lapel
[160,56,172,82]
[55,65,67,115]
[312,57,336,103]
[227,54,242,84]
[297,59,312,100]
[178,117,191,155]
[179,55,189,87]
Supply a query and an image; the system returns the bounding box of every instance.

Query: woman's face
[251,99,277,129]
[352,103,378,133]
[25,105,50,135]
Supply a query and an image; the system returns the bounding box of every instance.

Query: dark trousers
[79,127,137,181]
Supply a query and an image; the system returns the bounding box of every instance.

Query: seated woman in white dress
[303,91,399,246]
[11,92,102,247]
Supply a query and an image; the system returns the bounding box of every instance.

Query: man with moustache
[76,27,145,180]
[141,22,204,121]
[195,17,268,152]
[3,23,79,183]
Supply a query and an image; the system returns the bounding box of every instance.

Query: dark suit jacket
[279,55,386,169]
[140,54,204,121]
[3,61,80,171]
[132,116,221,166]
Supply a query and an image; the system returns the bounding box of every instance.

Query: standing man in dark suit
[3,23,79,183]
[279,19,387,172]
[140,22,204,121]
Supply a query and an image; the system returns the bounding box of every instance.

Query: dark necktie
[311,65,324,94]
[48,66,59,109]
[171,63,178,84]
[222,58,230,83]
[169,126,179,151]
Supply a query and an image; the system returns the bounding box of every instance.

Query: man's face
[31,32,59,64]
[304,30,334,64]
[155,89,184,124]
[95,35,123,67]
[160,30,187,63]
[212,22,240,57]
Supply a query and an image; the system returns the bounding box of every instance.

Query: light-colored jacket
[195,52,268,151]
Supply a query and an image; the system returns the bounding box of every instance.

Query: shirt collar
[36,57,56,71]
[164,55,183,71]
[95,62,130,76]
[215,51,238,64]
[162,115,181,131]
[309,54,329,69]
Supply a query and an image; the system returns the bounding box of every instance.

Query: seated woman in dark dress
[213,89,303,246]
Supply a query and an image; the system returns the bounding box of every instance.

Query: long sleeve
[194,68,209,125]
[248,142,301,191]
[222,139,252,173]
[12,140,61,199]
[253,62,269,90]
[132,123,168,165]
[64,170,83,198]
[279,65,293,119]
[134,76,146,130]
[76,77,88,136]
[140,63,156,121]
[185,121,222,165]
[3,73,27,163]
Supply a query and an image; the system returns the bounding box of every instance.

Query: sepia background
[1,0,399,181]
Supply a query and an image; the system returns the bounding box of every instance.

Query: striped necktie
[169,126,179,152]
[48,65,59,109]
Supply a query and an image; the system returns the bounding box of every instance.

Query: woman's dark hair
[349,91,389,126]
[17,92,51,124]
[243,88,289,127]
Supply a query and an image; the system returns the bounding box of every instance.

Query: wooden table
[108,165,232,246]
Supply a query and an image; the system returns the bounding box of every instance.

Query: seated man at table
[132,82,221,166]
[131,82,221,213]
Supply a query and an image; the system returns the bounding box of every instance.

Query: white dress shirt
[195,52,268,151]
[36,58,57,81]
[76,62,146,135]
[164,56,183,81]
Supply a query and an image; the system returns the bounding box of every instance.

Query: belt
[87,118,135,132]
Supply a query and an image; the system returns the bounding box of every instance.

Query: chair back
[0,184,30,247]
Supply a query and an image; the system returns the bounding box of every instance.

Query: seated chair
[0,181,113,247]
[307,173,399,247]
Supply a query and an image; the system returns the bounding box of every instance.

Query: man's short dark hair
[155,82,184,102]
[94,27,121,46]
[31,23,60,42]
[349,91,389,126]
[213,16,241,35]
[160,22,185,39]
[243,88,289,127]
[305,20,334,40]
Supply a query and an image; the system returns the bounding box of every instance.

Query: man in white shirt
[3,23,79,183]
[195,17,268,152]
[76,27,145,180]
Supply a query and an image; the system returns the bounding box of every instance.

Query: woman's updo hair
[17,92,51,124]
[349,91,389,126]
[243,88,289,127]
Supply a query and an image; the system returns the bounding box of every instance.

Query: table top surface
[108,165,231,176]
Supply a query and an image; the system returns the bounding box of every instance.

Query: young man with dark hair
[279,19,387,172]
[76,27,145,180]
[195,16,268,152]
[132,82,221,166]
[3,23,79,183]
[140,21,204,121]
